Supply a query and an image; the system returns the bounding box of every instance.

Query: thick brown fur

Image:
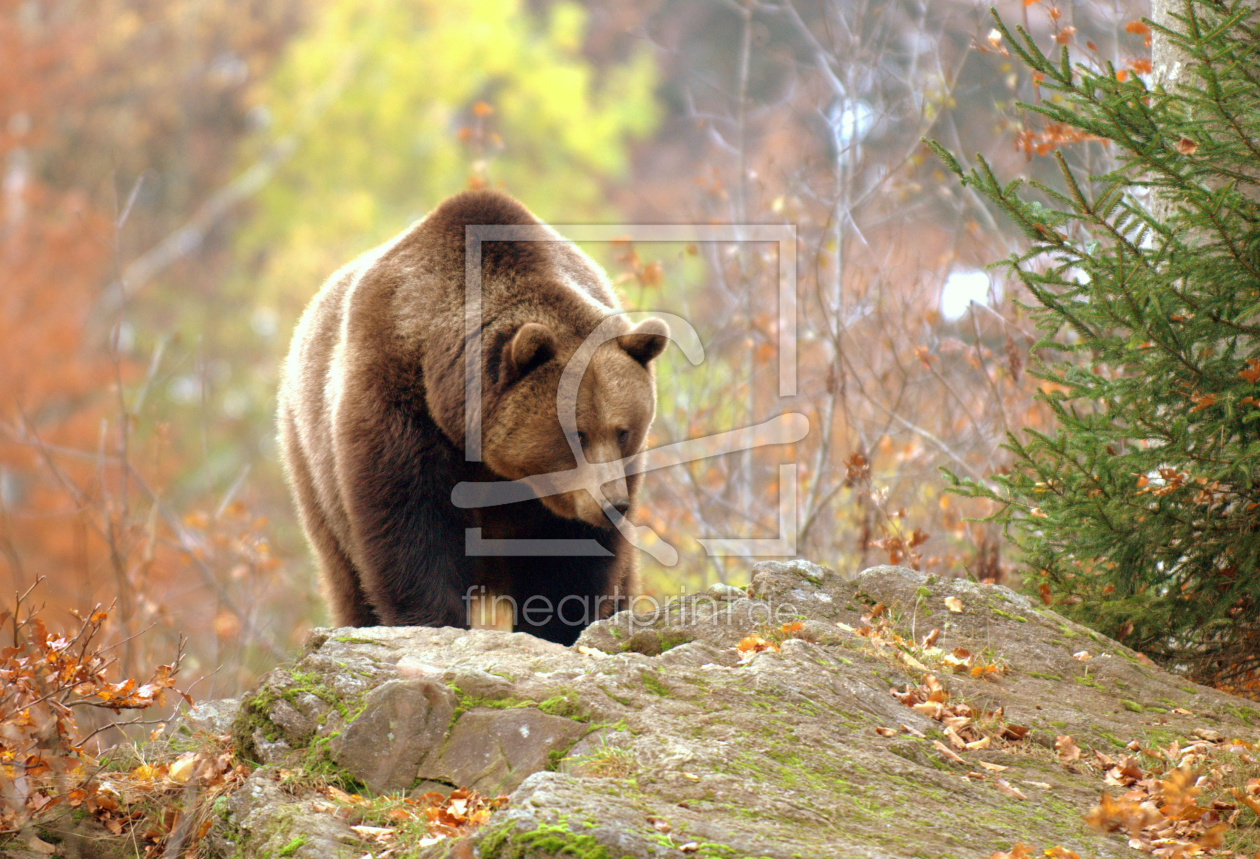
[277,190,667,645]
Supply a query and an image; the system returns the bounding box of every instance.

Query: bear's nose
[612,499,631,516]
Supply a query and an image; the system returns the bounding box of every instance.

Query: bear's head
[482,316,669,528]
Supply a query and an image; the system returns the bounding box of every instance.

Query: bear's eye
[617,429,630,447]
[575,431,588,448]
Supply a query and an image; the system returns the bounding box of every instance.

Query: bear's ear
[505,322,557,380]
[618,317,670,365]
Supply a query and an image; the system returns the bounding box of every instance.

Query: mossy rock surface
[43,561,1258,859]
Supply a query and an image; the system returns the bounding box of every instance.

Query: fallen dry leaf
[944,597,963,613]
[933,740,966,764]
[26,836,57,855]
[999,724,1030,742]
[995,777,1028,800]
[350,825,395,840]
[1055,735,1081,762]
[168,755,196,784]
[735,635,779,664]
[898,651,930,672]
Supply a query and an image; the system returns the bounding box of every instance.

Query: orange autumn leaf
[990,845,1034,859]
[1189,392,1215,412]
[1054,735,1082,761]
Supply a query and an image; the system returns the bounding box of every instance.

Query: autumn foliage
[0,579,188,837]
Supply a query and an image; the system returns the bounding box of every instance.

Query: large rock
[328,677,455,792]
[416,707,587,793]
[185,562,1260,858]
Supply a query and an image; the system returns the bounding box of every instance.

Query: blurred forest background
[1,0,1152,699]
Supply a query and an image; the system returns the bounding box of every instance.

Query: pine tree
[929,0,1260,682]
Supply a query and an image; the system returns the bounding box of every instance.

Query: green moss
[640,671,672,697]
[598,685,635,707]
[659,629,695,652]
[1227,705,1260,726]
[278,836,308,857]
[331,635,378,645]
[448,686,591,723]
[232,689,283,761]
[546,747,567,771]
[233,663,372,762]
[1096,730,1126,748]
[1073,674,1103,689]
[1025,672,1063,681]
[291,734,370,794]
[538,690,590,721]
[1057,624,1079,639]
[1142,728,1178,749]
[990,608,1028,623]
[452,692,532,719]
[212,796,231,819]
[678,673,713,693]
[480,819,611,859]
[1121,700,1144,713]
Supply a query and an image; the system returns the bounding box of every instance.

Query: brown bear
[277,190,667,645]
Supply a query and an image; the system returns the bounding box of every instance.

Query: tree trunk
[1151,0,1260,212]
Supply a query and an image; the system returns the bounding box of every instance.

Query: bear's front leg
[506,550,624,646]
[337,413,474,629]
